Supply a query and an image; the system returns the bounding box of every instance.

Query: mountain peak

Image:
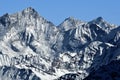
[58,17,85,31]
[95,17,104,22]
[65,17,75,21]
[19,7,41,20]
[21,7,39,17]
[88,16,104,24]
[0,13,9,19]
[64,17,80,23]
[23,7,36,13]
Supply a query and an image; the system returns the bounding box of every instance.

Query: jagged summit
[64,16,76,21]
[0,13,10,26]
[63,16,84,23]
[23,7,35,11]
[22,7,38,14]
[20,7,41,20]
[95,16,104,22]
[89,16,104,24]
[58,16,85,31]
[0,13,9,18]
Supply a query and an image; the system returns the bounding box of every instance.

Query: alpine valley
[0,7,120,80]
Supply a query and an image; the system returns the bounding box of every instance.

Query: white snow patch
[105,43,114,47]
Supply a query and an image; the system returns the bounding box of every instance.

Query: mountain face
[0,7,120,80]
[84,60,120,80]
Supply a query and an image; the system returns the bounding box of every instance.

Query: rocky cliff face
[0,7,120,80]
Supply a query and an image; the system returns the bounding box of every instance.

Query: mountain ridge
[0,7,120,80]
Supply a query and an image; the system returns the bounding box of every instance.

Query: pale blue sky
[0,0,120,25]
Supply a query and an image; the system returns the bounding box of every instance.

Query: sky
[0,0,120,25]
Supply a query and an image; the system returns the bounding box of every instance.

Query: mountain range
[0,7,120,80]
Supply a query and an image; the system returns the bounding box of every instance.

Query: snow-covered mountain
[0,7,120,80]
